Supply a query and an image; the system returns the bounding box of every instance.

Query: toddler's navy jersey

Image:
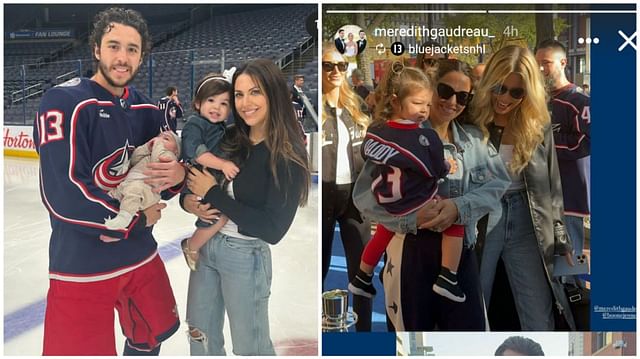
[363,122,448,216]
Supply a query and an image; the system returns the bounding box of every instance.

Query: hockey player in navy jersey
[33,8,185,355]
[157,86,184,131]
[348,63,467,303]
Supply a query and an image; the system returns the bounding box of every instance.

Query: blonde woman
[321,47,372,331]
[471,45,576,330]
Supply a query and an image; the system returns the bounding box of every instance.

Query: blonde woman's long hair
[321,47,369,130]
[471,45,550,174]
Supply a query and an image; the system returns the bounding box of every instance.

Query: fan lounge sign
[7,29,74,40]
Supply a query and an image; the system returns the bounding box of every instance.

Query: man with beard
[33,7,185,355]
[535,39,591,273]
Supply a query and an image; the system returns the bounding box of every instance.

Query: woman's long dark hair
[226,59,310,206]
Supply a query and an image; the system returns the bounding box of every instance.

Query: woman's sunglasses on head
[437,83,472,106]
[322,61,348,72]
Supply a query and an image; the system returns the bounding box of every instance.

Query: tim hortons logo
[4,128,35,149]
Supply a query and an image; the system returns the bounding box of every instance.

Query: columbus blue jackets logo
[93,140,135,191]
[418,134,430,147]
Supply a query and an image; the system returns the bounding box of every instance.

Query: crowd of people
[323,38,590,332]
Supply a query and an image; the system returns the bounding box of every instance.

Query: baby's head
[156,131,181,157]
[192,71,234,124]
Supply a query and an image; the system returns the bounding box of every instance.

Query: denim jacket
[352,120,510,247]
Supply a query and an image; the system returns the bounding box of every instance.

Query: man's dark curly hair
[89,7,151,60]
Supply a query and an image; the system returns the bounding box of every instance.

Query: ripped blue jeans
[186,232,275,356]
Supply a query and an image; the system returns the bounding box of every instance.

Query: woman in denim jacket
[353,59,510,331]
[471,45,576,330]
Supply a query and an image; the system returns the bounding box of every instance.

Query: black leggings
[322,182,372,331]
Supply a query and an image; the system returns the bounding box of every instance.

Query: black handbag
[556,283,590,331]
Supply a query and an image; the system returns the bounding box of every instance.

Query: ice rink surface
[4,156,318,355]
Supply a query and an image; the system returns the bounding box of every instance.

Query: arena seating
[4,5,317,125]
[4,41,73,66]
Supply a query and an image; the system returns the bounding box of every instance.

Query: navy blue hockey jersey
[551,83,590,215]
[34,78,182,281]
[157,96,184,132]
[362,121,448,216]
[292,101,305,123]
[551,84,590,159]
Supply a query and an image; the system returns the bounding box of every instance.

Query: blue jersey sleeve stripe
[552,97,588,151]
[555,134,587,151]
[131,104,159,110]
[68,99,120,213]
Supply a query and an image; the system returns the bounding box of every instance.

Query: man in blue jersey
[34,7,185,355]
[158,86,184,131]
[535,39,591,264]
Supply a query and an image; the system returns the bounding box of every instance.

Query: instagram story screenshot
[321,3,636,356]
